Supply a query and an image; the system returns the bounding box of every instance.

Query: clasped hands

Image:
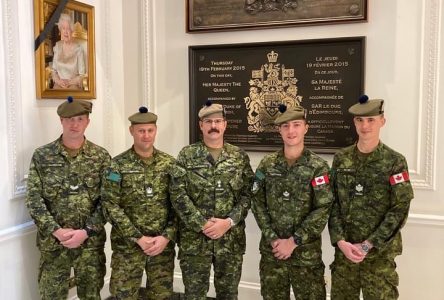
[271,237,297,260]
[202,217,231,240]
[53,228,88,249]
[136,235,170,256]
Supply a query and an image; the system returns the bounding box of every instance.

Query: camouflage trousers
[259,256,326,300]
[110,249,174,300]
[180,253,243,300]
[38,247,105,300]
[330,252,399,300]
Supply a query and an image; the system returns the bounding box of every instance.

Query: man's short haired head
[198,101,225,120]
[348,95,384,117]
[128,106,158,125]
[274,104,306,125]
[57,96,92,118]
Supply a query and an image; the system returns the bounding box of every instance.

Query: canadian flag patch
[389,171,410,185]
[311,174,329,187]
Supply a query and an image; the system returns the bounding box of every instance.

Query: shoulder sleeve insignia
[255,169,265,181]
[390,171,409,185]
[106,171,121,182]
[311,174,330,187]
[252,169,266,193]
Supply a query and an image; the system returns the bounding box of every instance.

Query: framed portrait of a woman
[34,0,95,99]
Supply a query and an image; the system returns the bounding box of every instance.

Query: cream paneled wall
[136,0,444,299]
[0,0,126,299]
[1,0,443,299]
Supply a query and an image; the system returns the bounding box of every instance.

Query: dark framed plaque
[187,0,367,33]
[189,37,365,153]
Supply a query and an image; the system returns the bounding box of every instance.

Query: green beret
[128,106,157,124]
[198,101,225,119]
[57,96,92,118]
[348,95,384,116]
[274,104,306,125]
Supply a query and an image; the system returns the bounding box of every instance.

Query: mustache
[208,128,220,134]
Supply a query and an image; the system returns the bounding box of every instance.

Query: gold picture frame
[187,0,367,33]
[34,0,96,99]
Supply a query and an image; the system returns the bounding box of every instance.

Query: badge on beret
[311,174,329,187]
[390,171,409,185]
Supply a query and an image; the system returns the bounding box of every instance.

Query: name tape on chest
[389,171,409,185]
[311,174,329,187]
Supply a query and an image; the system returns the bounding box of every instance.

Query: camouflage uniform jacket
[102,147,176,253]
[26,137,111,251]
[169,141,254,258]
[328,142,414,258]
[252,148,333,266]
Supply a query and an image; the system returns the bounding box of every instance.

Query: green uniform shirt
[328,143,414,257]
[26,137,111,251]
[102,147,176,253]
[252,148,333,266]
[169,141,254,258]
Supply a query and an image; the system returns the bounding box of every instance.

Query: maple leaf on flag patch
[311,174,329,187]
[389,171,409,185]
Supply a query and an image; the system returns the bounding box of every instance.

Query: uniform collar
[276,147,310,168]
[129,146,158,166]
[55,135,92,157]
[353,141,384,163]
[198,141,229,164]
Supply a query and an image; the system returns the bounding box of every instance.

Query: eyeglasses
[202,118,225,126]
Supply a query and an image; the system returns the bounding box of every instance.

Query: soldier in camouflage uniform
[251,104,333,300]
[169,101,254,300]
[26,96,110,300]
[328,95,414,299]
[102,107,176,300]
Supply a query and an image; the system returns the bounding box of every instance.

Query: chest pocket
[84,172,101,200]
[41,164,65,199]
[335,169,356,202]
[363,170,391,208]
[228,167,243,192]
[186,167,208,201]
[296,173,312,204]
[265,172,286,205]
[121,172,145,199]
